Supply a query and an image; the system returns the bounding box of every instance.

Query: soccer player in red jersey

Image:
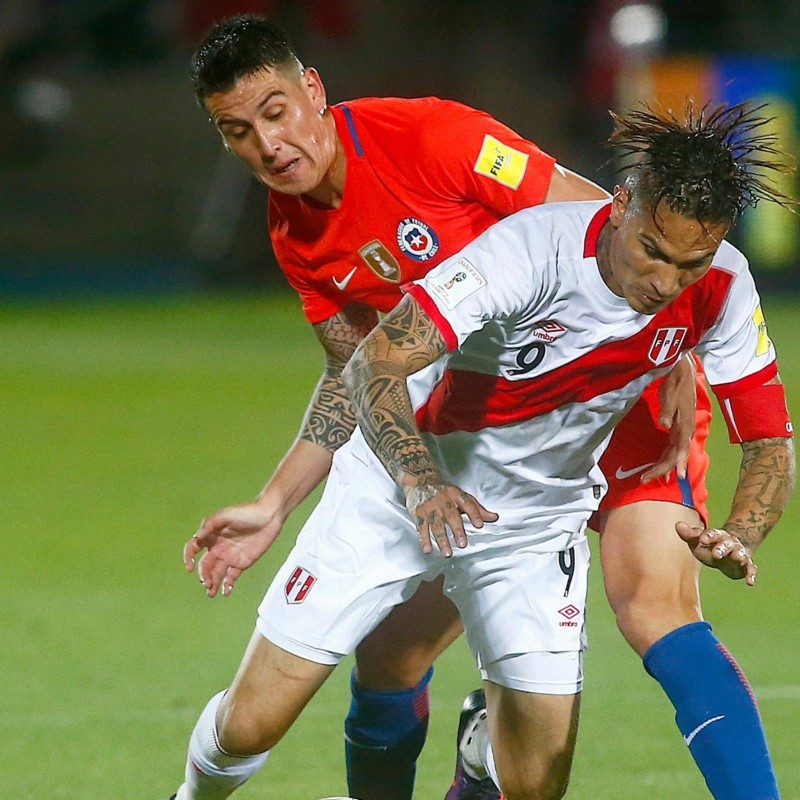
[168,16,787,800]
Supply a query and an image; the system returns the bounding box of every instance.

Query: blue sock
[643,621,779,799]
[344,667,432,800]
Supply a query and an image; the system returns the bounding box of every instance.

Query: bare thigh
[354,575,463,689]
[484,680,580,800]
[216,628,336,754]
[598,500,703,656]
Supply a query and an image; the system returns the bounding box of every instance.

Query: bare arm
[544,164,610,203]
[723,434,796,553]
[184,303,378,596]
[676,378,796,585]
[343,295,497,556]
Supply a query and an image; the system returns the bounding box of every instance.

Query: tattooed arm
[343,295,497,556]
[675,379,796,586]
[183,303,378,597]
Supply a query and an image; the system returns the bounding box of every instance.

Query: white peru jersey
[345,200,777,544]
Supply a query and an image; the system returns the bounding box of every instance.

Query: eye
[644,244,662,259]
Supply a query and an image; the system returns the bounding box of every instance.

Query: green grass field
[3,292,799,800]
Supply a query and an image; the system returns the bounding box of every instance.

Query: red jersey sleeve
[409,100,557,214]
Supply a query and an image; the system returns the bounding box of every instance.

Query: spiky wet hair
[191,15,301,103]
[609,101,796,225]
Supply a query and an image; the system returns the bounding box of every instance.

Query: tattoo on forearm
[725,437,796,549]
[300,303,377,452]
[346,296,448,484]
[300,372,357,450]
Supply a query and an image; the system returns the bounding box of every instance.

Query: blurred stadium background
[2,1,799,799]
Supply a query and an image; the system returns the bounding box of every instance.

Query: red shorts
[591,368,711,530]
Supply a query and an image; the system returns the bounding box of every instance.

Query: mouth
[269,157,300,176]
[638,290,665,313]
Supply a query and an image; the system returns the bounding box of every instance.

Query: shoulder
[501,200,606,250]
[711,239,750,275]
[338,96,476,141]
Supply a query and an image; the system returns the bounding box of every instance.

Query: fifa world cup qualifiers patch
[428,258,486,310]
[473,134,529,189]
[752,305,772,356]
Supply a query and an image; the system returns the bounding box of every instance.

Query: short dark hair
[609,101,796,226]
[190,15,301,102]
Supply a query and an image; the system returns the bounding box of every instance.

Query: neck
[595,220,613,287]
[304,113,346,208]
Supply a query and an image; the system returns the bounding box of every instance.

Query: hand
[405,479,498,557]
[183,501,284,598]
[642,356,697,483]
[675,521,758,585]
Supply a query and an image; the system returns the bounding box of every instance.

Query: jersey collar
[583,202,612,258]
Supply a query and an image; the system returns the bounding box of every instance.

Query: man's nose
[651,265,681,298]
[255,126,281,157]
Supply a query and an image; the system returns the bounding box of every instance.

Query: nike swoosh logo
[614,462,657,480]
[683,715,725,746]
[332,266,358,291]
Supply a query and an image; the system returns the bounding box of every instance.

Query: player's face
[204,66,339,198]
[601,186,729,315]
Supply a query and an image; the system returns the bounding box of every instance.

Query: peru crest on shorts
[285,566,316,604]
[648,327,687,366]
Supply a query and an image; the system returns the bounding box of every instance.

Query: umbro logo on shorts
[285,566,317,604]
[558,604,580,627]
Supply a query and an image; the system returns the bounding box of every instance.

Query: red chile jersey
[343,200,791,544]
[268,97,557,324]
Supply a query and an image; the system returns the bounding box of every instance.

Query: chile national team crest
[396,217,440,261]
[285,566,316,604]
[648,327,688,366]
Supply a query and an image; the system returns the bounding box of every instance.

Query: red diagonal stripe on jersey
[415,268,735,435]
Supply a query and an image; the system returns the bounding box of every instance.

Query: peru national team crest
[648,327,688,366]
[396,217,440,262]
[285,566,316,604]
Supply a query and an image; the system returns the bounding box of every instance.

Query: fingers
[183,534,202,571]
[699,528,757,585]
[411,488,498,557]
[674,520,700,543]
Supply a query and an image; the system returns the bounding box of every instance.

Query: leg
[600,501,780,799]
[177,628,335,800]
[599,500,703,656]
[484,680,580,800]
[444,541,589,800]
[346,576,463,800]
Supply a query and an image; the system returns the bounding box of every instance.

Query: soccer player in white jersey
[172,103,794,800]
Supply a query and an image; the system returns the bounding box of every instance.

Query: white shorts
[257,447,589,687]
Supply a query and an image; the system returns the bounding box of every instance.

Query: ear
[216,129,232,152]
[609,183,629,227]
[303,66,327,112]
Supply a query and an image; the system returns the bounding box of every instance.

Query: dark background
[1,0,798,296]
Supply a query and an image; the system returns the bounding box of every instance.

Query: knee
[612,589,702,656]
[215,692,282,755]
[500,772,570,800]
[355,639,437,690]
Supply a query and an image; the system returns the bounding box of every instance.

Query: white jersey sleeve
[694,242,777,388]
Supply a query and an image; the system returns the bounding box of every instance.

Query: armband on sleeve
[717,382,794,443]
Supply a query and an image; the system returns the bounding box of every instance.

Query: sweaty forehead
[637,202,727,250]
[205,68,296,119]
